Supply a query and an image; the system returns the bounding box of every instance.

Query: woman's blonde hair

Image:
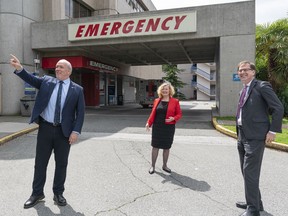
[157,82,175,98]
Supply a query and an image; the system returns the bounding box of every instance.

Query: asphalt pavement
[0,101,288,216]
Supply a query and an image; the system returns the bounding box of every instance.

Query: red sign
[42,56,118,72]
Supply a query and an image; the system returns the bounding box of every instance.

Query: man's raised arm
[10,54,23,71]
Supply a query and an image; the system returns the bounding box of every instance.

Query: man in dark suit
[10,54,85,209]
[235,61,284,216]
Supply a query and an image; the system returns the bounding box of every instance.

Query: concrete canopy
[31,1,255,67]
[30,1,255,116]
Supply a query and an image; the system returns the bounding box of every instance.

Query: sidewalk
[0,116,38,146]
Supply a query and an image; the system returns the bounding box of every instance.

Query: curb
[0,125,39,146]
[212,117,288,153]
[1,119,287,153]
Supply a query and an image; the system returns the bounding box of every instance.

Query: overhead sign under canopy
[42,56,118,73]
[68,11,197,41]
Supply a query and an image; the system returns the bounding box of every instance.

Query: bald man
[10,55,85,208]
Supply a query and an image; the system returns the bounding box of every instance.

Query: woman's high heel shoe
[162,167,171,173]
[148,167,155,174]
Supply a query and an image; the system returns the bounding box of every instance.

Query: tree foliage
[162,64,186,100]
[256,18,288,116]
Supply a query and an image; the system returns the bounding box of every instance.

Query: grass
[216,117,288,145]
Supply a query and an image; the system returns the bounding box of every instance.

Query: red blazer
[147,97,182,127]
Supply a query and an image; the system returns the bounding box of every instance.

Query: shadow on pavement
[156,171,211,192]
[261,212,274,216]
[35,202,85,216]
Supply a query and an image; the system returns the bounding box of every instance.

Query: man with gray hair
[10,54,85,209]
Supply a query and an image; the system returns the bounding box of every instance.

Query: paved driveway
[0,102,287,216]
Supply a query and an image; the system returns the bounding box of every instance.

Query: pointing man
[10,54,85,208]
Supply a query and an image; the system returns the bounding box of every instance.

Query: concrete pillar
[0,74,2,115]
[216,34,255,116]
[44,0,65,21]
[0,0,42,115]
[94,0,118,15]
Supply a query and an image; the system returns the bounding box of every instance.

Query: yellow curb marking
[212,117,288,153]
[0,125,39,146]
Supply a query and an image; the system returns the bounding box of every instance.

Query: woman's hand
[145,123,150,132]
[165,116,175,123]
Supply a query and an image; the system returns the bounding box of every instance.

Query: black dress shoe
[236,201,247,209]
[53,194,67,206]
[236,201,264,211]
[24,195,45,209]
[239,210,260,216]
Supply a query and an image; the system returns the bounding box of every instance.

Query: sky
[152,0,287,24]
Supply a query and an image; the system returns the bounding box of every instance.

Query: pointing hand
[10,54,23,71]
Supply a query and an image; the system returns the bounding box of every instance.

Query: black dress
[151,101,175,149]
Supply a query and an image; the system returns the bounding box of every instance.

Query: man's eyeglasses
[238,68,252,73]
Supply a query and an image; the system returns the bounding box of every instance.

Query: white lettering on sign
[68,11,196,41]
[89,61,118,72]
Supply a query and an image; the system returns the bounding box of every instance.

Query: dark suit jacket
[15,69,85,137]
[236,79,284,140]
[147,97,182,127]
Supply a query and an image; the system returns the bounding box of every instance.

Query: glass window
[73,1,80,18]
[80,4,91,17]
[65,0,92,18]
[65,0,70,16]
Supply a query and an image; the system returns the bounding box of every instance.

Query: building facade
[178,63,216,101]
[0,0,255,116]
[0,0,163,114]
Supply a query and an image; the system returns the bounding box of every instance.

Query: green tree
[256,18,288,92]
[162,64,186,100]
[256,18,288,116]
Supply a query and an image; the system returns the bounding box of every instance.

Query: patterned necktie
[54,81,63,124]
[236,85,248,118]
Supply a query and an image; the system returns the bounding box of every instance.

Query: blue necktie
[236,85,247,118]
[54,81,63,124]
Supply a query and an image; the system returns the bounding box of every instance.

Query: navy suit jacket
[15,69,85,137]
[236,79,284,140]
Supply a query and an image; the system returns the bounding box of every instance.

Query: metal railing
[197,83,216,96]
[191,66,216,81]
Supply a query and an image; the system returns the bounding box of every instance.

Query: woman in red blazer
[145,82,182,174]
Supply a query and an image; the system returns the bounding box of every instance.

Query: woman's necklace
[161,100,169,108]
